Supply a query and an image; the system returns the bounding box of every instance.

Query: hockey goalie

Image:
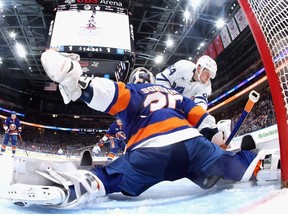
[6,49,281,209]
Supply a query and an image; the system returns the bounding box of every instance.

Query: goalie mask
[196,55,217,80]
[128,67,155,84]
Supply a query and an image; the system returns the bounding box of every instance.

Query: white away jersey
[155,59,212,110]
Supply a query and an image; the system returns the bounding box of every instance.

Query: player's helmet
[11,111,16,115]
[196,55,217,79]
[129,67,155,84]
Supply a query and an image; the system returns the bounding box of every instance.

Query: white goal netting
[247,0,288,115]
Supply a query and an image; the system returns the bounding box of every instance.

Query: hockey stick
[225,90,260,147]
[76,140,111,151]
[18,134,29,157]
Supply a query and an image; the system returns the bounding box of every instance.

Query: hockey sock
[12,146,16,155]
[1,144,6,153]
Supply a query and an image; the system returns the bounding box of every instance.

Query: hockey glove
[212,119,232,149]
[3,126,9,133]
[41,49,83,104]
[200,127,226,149]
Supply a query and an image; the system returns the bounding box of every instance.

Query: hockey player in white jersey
[155,56,231,148]
[6,50,268,210]
[156,56,216,110]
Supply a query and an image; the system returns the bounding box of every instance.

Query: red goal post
[238,0,288,187]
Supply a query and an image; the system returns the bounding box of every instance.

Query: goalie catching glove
[8,168,107,209]
[41,49,92,104]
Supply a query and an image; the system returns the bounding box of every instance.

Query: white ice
[0,153,288,215]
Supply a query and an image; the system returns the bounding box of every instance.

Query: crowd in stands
[213,84,276,136]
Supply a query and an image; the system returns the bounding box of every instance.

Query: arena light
[190,0,201,9]
[216,18,225,28]
[15,43,26,58]
[155,55,163,64]
[10,32,16,39]
[199,42,205,47]
[166,39,174,47]
[183,10,190,20]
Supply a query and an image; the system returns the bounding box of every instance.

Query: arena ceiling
[0,0,260,102]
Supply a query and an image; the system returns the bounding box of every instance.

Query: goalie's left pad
[8,169,108,209]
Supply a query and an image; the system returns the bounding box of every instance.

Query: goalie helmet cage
[238,0,288,188]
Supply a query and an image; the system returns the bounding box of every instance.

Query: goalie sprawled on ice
[7,50,280,209]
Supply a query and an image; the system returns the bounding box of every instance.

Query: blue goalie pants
[91,136,256,196]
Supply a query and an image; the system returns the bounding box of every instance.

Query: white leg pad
[11,156,78,185]
[238,148,280,183]
[9,159,108,209]
[8,183,66,207]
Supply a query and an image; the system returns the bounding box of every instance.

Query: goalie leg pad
[236,148,280,184]
[9,168,108,209]
[8,183,66,207]
[11,156,78,185]
[57,169,108,209]
[256,149,281,185]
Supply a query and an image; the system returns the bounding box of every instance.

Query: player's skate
[8,168,108,209]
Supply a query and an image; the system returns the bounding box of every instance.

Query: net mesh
[248,0,288,117]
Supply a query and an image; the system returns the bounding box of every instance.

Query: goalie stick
[76,140,111,151]
[225,90,260,147]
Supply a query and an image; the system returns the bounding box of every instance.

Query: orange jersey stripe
[127,117,190,149]
[108,82,131,115]
[187,105,207,126]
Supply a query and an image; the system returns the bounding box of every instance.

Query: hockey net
[238,0,288,187]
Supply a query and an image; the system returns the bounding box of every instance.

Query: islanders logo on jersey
[9,123,17,131]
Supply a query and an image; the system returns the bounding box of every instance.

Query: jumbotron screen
[48,4,132,57]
